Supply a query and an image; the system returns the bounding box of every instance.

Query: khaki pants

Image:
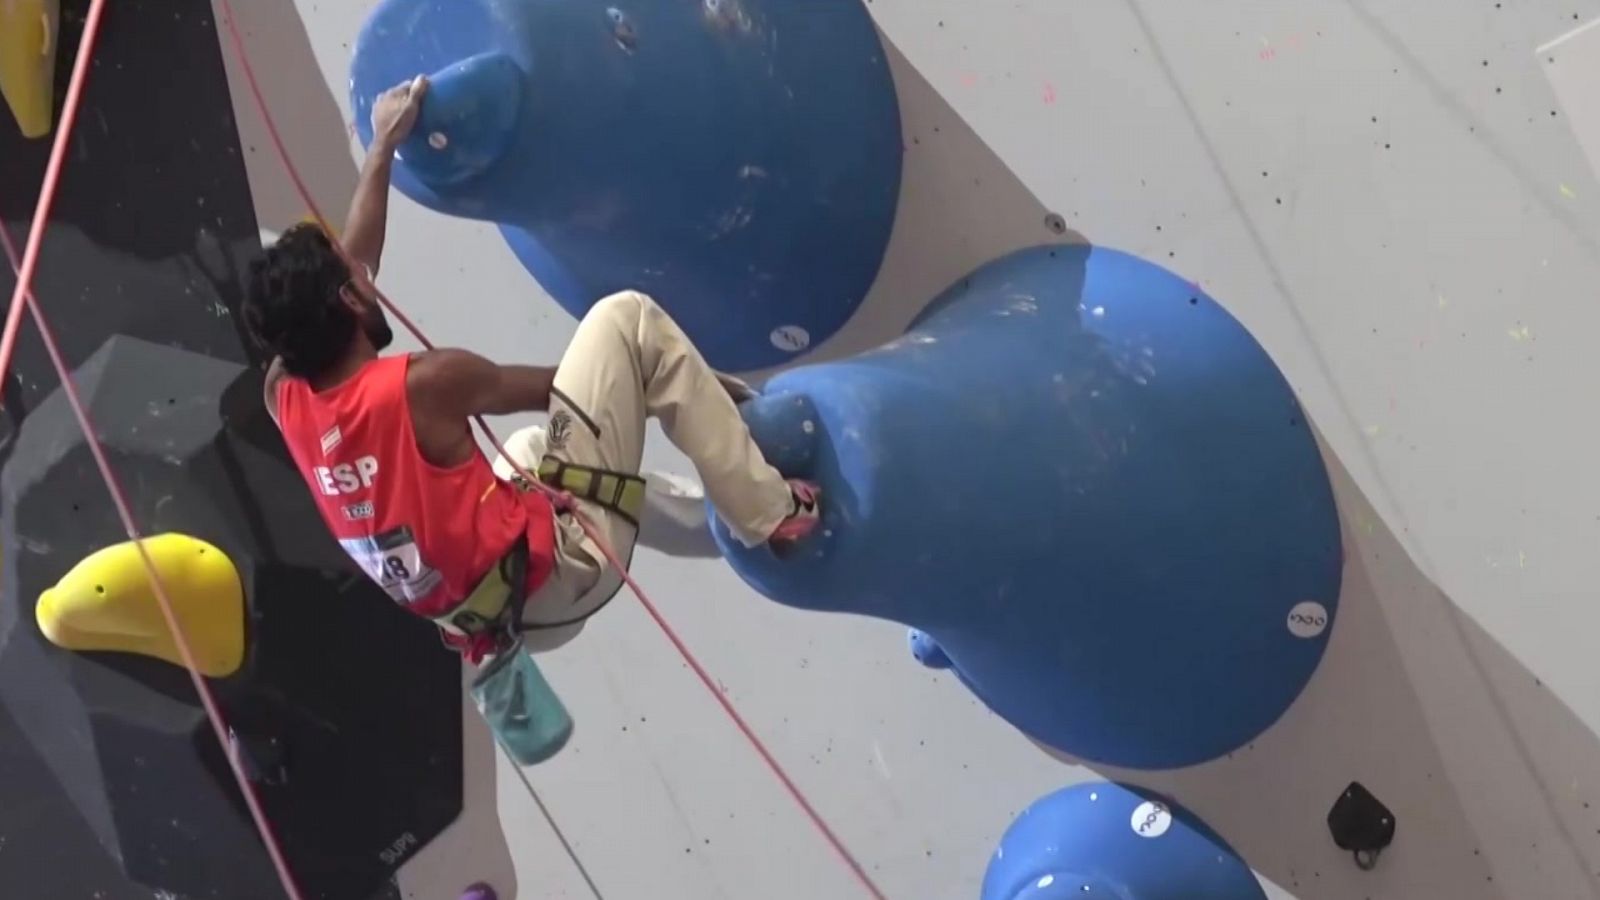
[492,291,794,652]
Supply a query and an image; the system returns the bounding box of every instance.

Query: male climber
[243,75,820,664]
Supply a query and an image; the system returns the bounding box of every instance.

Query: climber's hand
[371,75,429,150]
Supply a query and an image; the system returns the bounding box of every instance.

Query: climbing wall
[0,3,268,895]
[2,0,1594,897]
[224,0,1600,898]
[0,2,460,898]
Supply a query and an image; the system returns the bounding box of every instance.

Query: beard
[362,307,394,351]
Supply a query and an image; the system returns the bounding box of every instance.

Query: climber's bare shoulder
[405,350,494,468]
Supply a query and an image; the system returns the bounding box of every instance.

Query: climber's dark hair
[243,223,357,379]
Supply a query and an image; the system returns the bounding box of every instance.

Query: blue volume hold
[349,0,903,372]
[983,783,1267,899]
[713,244,1343,769]
[393,52,525,189]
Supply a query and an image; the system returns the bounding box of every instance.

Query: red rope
[4,3,883,898]
[0,5,307,898]
[0,0,101,390]
[214,4,886,897]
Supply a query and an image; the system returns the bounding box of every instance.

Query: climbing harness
[442,460,650,767]
[533,458,648,528]
[428,459,648,660]
[432,537,529,659]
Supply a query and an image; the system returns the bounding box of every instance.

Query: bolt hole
[95,585,105,595]
[1043,212,1067,234]
[607,7,638,52]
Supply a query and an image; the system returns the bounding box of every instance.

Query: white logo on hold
[320,425,342,455]
[770,325,810,352]
[1131,801,1172,838]
[378,831,417,865]
[1286,601,1330,638]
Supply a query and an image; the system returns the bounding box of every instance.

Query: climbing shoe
[769,480,821,550]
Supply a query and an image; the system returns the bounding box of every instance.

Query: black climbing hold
[0,336,461,900]
[1,5,425,895]
[1327,781,1396,870]
[229,727,289,787]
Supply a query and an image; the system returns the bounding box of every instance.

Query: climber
[241,74,820,664]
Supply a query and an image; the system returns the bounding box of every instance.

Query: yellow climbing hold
[0,0,59,139]
[36,534,246,678]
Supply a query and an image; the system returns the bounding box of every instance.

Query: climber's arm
[408,348,555,418]
[342,144,399,281]
[343,75,430,279]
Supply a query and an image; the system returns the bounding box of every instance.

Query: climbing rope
[1,3,885,899]
[0,5,308,899]
[6,224,312,899]
[212,4,885,893]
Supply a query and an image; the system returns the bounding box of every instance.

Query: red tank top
[275,354,556,621]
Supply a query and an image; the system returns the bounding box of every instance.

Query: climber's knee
[583,290,649,330]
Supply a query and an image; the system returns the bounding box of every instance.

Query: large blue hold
[983,782,1267,899]
[712,244,1343,769]
[349,0,903,371]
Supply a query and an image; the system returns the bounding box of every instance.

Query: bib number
[339,525,443,605]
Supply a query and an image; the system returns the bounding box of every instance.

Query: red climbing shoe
[769,480,821,549]
[459,883,497,900]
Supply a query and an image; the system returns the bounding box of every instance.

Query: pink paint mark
[1042,81,1057,104]
[960,71,979,88]
[1259,47,1277,61]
